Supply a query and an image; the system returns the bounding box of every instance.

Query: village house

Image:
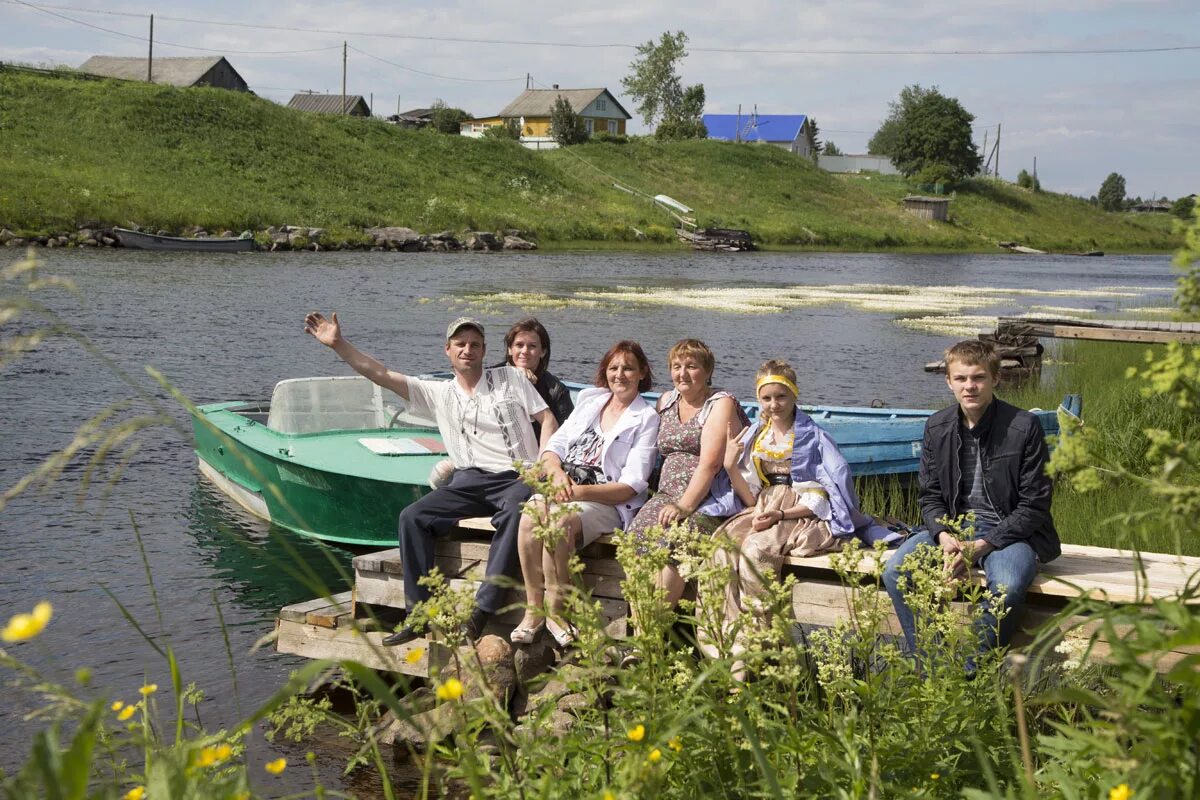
[461,87,631,149]
[703,113,816,158]
[287,93,371,117]
[78,55,249,91]
[388,107,436,128]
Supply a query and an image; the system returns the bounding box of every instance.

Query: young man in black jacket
[883,340,1060,659]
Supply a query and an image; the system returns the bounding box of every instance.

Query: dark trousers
[396,467,531,614]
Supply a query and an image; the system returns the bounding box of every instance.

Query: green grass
[1005,339,1200,555]
[0,67,1182,250]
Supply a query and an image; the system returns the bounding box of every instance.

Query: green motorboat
[192,376,447,546]
[195,374,1080,548]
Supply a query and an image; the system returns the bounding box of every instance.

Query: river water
[0,248,1177,792]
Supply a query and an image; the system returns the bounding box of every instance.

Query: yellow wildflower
[668,738,682,752]
[195,743,233,768]
[139,684,158,696]
[931,773,940,780]
[626,724,645,742]
[436,678,464,702]
[603,792,616,800]
[118,705,136,721]
[647,748,662,764]
[111,701,125,712]
[264,757,287,775]
[1109,785,1132,800]
[234,794,250,800]
[405,647,425,664]
[2,601,52,642]
[123,787,145,800]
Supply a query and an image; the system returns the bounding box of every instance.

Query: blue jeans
[881,527,1038,656]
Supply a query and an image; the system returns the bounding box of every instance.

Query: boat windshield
[266,376,435,433]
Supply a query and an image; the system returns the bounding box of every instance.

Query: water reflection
[186,482,357,614]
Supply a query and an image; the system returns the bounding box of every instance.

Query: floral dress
[627,395,727,540]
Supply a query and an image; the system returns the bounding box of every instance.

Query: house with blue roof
[702,113,815,158]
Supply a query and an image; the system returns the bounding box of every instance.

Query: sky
[3,0,1198,199]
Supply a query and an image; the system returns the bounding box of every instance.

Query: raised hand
[724,426,749,471]
[304,311,341,348]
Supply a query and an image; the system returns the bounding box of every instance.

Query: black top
[918,398,1060,563]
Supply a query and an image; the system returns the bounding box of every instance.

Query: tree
[1017,169,1041,192]
[622,30,706,136]
[549,96,588,146]
[1172,195,1196,220]
[654,84,706,141]
[430,99,470,134]
[806,117,822,163]
[889,88,983,181]
[482,119,521,141]
[823,141,843,156]
[867,84,934,156]
[1098,173,1126,212]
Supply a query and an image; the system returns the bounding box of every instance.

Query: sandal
[509,619,545,645]
[545,617,576,648]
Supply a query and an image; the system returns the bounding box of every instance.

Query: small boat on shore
[114,227,256,252]
[193,375,1079,546]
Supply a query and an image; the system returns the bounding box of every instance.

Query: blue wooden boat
[193,374,1079,546]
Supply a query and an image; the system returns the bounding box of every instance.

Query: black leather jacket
[918,398,1060,563]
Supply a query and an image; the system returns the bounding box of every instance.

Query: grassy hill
[0,68,1181,251]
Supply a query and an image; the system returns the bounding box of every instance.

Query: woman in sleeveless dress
[627,339,749,609]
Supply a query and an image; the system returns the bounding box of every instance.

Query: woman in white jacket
[512,341,660,646]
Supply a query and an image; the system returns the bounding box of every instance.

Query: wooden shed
[287,93,371,117]
[78,56,249,91]
[902,195,950,221]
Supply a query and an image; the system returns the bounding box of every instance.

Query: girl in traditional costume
[699,360,872,664]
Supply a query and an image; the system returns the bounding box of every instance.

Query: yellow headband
[756,374,799,398]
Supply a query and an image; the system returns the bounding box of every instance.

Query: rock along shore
[0,224,538,253]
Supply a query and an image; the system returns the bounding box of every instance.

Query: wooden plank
[275,616,449,676]
[280,591,354,624]
[1052,325,1200,344]
[355,570,628,615]
[307,591,355,628]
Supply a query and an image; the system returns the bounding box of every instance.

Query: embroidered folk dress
[699,425,838,660]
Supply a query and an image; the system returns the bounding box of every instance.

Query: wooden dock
[997,316,1200,345]
[276,519,1200,676]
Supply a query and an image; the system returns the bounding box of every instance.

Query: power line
[7,0,1199,57]
[347,45,524,84]
[7,0,341,54]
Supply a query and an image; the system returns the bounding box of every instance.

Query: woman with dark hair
[431,317,574,488]
[500,318,574,427]
[512,340,659,646]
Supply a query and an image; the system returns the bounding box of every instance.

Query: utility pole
[147,14,153,82]
[1033,156,1038,188]
[341,41,347,115]
[397,94,401,115]
[370,92,373,117]
[526,72,531,89]
[736,103,741,143]
[981,129,988,171]
[995,123,1001,179]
